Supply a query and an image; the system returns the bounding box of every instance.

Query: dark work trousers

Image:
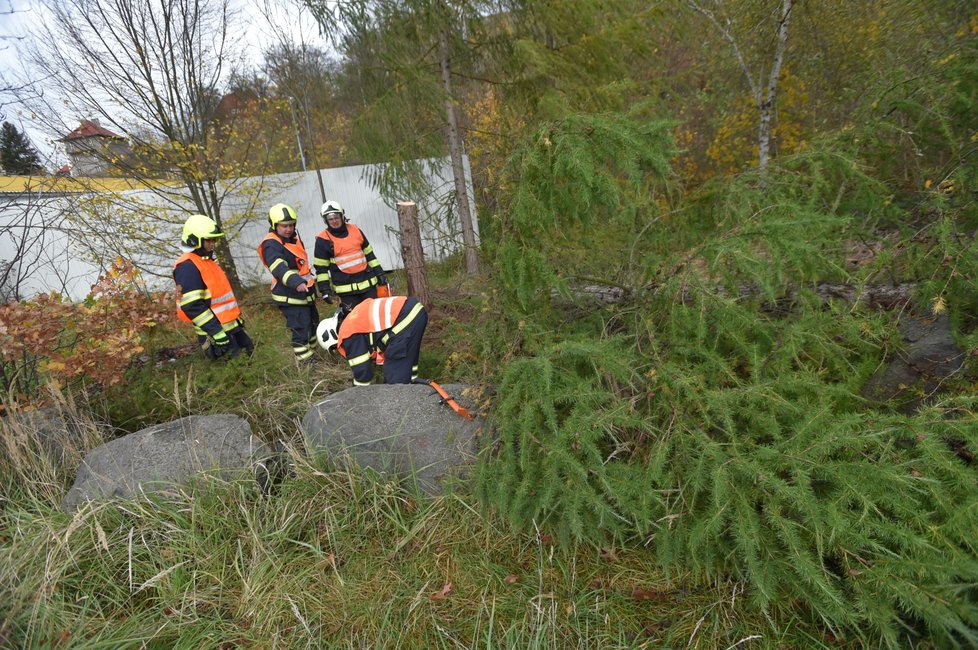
[280,303,320,360]
[337,286,378,322]
[382,307,428,384]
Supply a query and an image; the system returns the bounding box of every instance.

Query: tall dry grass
[0,399,814,648]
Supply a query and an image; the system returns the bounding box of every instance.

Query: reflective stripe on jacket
[314,224,383,295]
[258,232,316,305]
[173,252,241,325]
[317,224,368,274]
[336,296,424,360]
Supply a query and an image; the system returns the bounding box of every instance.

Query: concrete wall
[0,193,104,300]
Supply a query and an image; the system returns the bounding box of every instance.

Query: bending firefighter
[173,214,254,360]
[314,200,389,315]
[317,296,427,385]
[258,203,320,362]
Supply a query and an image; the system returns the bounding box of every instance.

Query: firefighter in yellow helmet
[258,203,320,362]
[173,214,254,360]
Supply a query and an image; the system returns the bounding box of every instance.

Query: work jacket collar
[327,223,349,237]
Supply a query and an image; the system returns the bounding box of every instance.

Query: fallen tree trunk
[569,282,918,310]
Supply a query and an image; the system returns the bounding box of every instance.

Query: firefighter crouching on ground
[318,296,427,385]
[173,214,254,360]
[314,200,390,315]
[258,203,320,362]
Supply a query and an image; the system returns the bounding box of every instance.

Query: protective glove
[204,332,231,360]
[376,273,389,287]
[321,290,336,305]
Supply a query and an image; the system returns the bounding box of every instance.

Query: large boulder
[62,415,272,512]
[301,384,485,494]
[2,403,90,466]
[862,313,965,412]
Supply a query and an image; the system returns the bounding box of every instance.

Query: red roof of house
[60,120,124,141]
[215,91,259,120]
[55,164,71,176]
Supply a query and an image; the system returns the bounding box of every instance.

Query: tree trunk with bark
[688,0,795,170]
[396,201,432,307]
[757,0,794,170]
[438,28,480,275]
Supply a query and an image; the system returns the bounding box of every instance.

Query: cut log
[396,201,432,308]
[566,282,918,310]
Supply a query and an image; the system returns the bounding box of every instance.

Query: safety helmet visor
[269,203,298,227]
[316,315,340,350]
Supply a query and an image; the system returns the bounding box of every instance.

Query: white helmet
[316,314,340,350]
[320,200,345,221]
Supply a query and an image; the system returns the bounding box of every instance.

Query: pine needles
[478,114,978,646]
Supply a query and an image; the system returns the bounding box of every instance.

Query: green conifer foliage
[485,336,653,543]
[494,110,676,312]
[478,114,978,645]
[0,122,44,176]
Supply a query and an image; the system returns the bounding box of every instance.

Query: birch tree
[688,0,795,170]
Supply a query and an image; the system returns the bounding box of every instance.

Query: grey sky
[0,0,330,168]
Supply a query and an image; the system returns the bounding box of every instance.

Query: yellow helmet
[181,214,224,248]
[269,203,298,228]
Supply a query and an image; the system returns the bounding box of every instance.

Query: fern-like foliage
[478,110,978,646]
[476,336,652,544]
[493,110,676,312]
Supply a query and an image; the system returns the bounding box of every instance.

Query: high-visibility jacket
[314,224,384,296]
[258,232,316,305]
[337,297,425,383]
[173,251,241,336]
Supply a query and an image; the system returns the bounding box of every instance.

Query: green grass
[0,266,855,648]
[0,433,830,649]
[104,269,486,438]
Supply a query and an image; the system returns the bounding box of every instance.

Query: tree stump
[396,201,432,307]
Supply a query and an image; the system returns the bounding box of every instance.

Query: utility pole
[288,97,307,172]
[303,108,327,203]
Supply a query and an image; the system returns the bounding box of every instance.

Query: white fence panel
[0,156,476,301]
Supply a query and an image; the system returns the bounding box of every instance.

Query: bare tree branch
[10,0,272,291]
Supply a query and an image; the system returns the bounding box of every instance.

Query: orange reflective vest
[336,296,409,358]
[258,232,314,289]
[173,253,241,324]
[316,224,368,274]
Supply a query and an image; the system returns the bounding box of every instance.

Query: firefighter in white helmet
[324,296,427,386]
[258,203,320,362]
[314,200,390,318]
[173,214,254,360]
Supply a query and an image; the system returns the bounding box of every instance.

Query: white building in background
[57,120,133,178]
[0,156,477,301]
